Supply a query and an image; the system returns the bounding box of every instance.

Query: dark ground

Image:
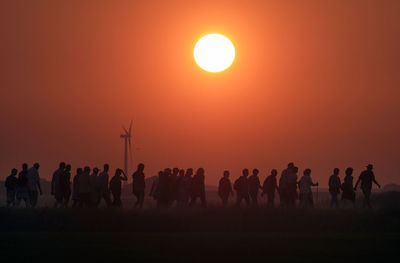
[1,207,400,263]
[1,191,400,262]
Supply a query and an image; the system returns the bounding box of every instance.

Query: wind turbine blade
[128,120,132,136]
[122,126,129,135]
[129,137,133,168]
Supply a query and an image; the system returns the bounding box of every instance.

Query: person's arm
[354,176,361,190]
[51,173,55,195]
[37,179,43,195]
[121,170,128,181]
[372,173,381,188]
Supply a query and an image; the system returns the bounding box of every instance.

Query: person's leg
[236,193,242,207]
[23,192,31,208]
[244,194,250,206]
[309,193,314,208]
[200,192,207,208]
[139,191,145,208]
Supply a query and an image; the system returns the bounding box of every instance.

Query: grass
[1,191,400,262]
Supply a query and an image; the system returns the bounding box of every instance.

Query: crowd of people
[3,162,380,209]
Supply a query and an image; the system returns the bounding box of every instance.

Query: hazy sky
[1,0,399,186]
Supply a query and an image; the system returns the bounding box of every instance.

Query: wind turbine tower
[120,121,132,176]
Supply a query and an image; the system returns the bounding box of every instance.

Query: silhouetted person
[262,169,278,208]
[178,168,192,207]
[97,164,111,207]
[298,169,318,208]
[189,168,207,208]
[234,169,250,207]
[157,168,171,207]
[5,168,18,207]
[90,167,100,206]
[248,169,262,206]
[150,171,162,205]
[355,164,381,208]
[278,168,289,207]
[59,164,72,208]
[72,168,82,207]
[168,167,180,206]
[16,163,30,208]
[218,170,234,206]
[27,163,42,208]
[287,165,299,207]
[132,163,146,208]
[51,162,66,208]
[110,168,127,207]
[329,168,341,208]
[341,167,356,207]
[78,166,92,207]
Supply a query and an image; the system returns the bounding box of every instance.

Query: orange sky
[1,0,399,186]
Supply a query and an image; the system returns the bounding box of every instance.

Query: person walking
[177,168,192,207]
[15,163,31,208]
[72,168,82,207]
[5,168,18,207]
[59,164,72,208]
[51,162,66,208]
[189,168,207,208]
[218,170,234,206]
[234,169,250,207]
[328,168,341,208]
[298,169,318,208]
[132,163,146,208]
[262,169,279,208]
[341,167,356,207]
[355,164,381,208]
[97,164,111,207]
[109,168,127,207]
[27,163,42,208]
[78,166,92,207]
[248,169,262,206]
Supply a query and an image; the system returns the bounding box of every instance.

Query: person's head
[366,164,373,171]
[103,164,109,172]
[288,162,294,169]
[293,166,299,173]
[84,166,90,174]
[138,163,145,172]
[11,168,17,175]
[77,168,83,174]
[172,167,179,175]
[271,169,277,176]
[304,169,311,176]
[333,168,339,175]
[59,162,66,169]
[33,163,40,170]
[66,164,71,171]
[179,169,185,177]
[345,167,353,176]
[186,168,193,177]
[223,170,230,178]
[196,168,204,176]
[158,171,163,178]
[22,163,28,171]
[242,169,249,177]
[93,167,99,174]
[115,168,122,176]
[253,169,259,176]
[164,168,171,176]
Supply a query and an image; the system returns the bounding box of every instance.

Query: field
[1,191,400,262]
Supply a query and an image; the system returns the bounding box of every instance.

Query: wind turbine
[120,120,133,177]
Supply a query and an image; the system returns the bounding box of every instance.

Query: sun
[194,34,235,73]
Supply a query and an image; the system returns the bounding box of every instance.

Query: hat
[366,164,373,169]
